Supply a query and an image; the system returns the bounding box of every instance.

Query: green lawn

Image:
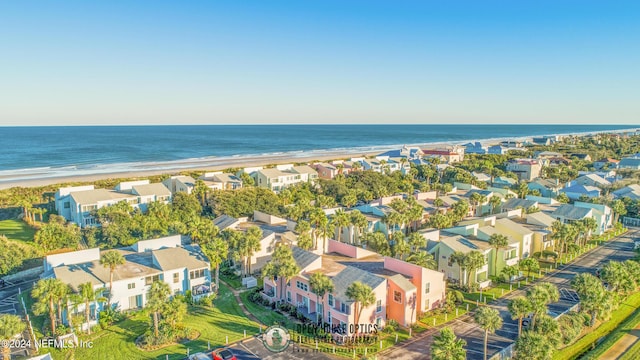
[31,283,260,360]
[239,290,292,328]
[553,291,640,360]
[580,304,640,360]
[619,340,640,360]
[219,271,243,290]
[0,219,35,242]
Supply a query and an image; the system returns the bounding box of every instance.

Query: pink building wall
[386,281,417,327]
[384,257,446,314]
[327,239,378,259]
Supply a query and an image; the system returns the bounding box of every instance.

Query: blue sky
[1,1,638,125]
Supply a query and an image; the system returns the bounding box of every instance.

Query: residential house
[573,174,611,188]
[488,145,509,155]
[46,236,211,328]
[535,151,563,159]
[549,204,593,225]
[528,178,564,198]
[492,176,517,189]
[55,181,171,228]
[437,235,492,289]
[570,153,592,161]
[619,156,640,170]
[559,184,601,201]
[574,202,613,235]
[524,212,556,254]
[421,147,465,163]
[476,226,520,277]
[501,198,539,212]
[464,142,487,154]
[593,158,620,170]
[612,184,640,200]
[251,165,318,193]
[464,189,495,216]
[506,159,543,181]
[263,242,446,333]
[162,175,197,194]
[200,172,243,190]
[472,172,491,183]
[314,163,339,179]
[493,218,534,259]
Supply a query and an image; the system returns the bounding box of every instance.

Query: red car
[212,348,236,360]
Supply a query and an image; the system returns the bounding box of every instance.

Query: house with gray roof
[501,198,539,212]
[55,180,171,228]
[560,184,601,201]
[47,236,211,331]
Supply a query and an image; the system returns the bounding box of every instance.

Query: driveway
[381,228,640,360]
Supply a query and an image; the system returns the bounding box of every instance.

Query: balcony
[191,283,212,299]
[506,257,519,266]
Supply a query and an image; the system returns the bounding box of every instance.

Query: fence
[20,293,39,352]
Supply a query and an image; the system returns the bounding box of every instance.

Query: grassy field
[0,219,35,242]
[580,305,640,360]
[30,283,260,360]
[553,291,640,360]
[619,339,640,360]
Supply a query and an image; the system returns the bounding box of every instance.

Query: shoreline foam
[0,127,636,190]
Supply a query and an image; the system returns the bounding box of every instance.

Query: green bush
[558,311,584,345]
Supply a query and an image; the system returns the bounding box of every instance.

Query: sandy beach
[0,128,635,190]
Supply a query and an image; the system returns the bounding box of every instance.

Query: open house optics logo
[262,325,292,353]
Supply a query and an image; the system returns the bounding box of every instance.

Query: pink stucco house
[262,240,446,335]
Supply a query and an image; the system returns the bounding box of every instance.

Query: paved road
[0,274,41,359]
[381,228,640,360]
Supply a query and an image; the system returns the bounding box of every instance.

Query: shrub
[558,311,584,345]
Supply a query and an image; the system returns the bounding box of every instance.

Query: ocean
[0,124,635,183]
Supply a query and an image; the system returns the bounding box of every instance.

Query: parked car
[187,353,210,360]
[212,348,236,360]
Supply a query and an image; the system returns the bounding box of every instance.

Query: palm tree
[470,192,483,215]
[571,273,613,326]
[201,236,228,293]
[474,306,503,360]
[408,232,426,252]
[519,258,540,280]
[431,327,467,360]
[332,210,351,243]
[100,250,126,307]
[518,181,529,199]
[345,281,376,334]
[77,282,106,334]
[350,210,368,245]
[501,265,519,284]
[271,245,300,301]
[489,196,502,214]
[551,221,568,265]
[526,282,559,328]
[450,251,468,286]
[508,296,532,336]
[514,331,554,360]
[242,226,263,275]
[488,234,509,277]
[146,281,171,337]
[466,251,487,288]
[32,278,66,334]
[433,198,444,212]
[610,199,627,224]
[406,251,437,269]
[316,219,335,254]
[309,273,334,324]
[0,314,26,360]
[393,235,411,260]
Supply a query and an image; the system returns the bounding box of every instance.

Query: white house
[55,181,171,228]
[251,165,318,192]
[46,236,212,329]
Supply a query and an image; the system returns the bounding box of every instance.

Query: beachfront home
[313,163,339,179]
[200,172,243,190]
[251,165,318,193]
[44,236,211,329]
[506,159,543,181]
[559,184,601,201]
[263,241,446,331]
[464,142,487,154]
[437,235,492,289]
[162,175,197,194]
[55,181,172,228]
[421,147,465,163]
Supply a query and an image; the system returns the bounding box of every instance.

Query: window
[64,202,70,209]
[340,303,349,314]
[173,273,179,284]
[296,281,308,292]
[376,317,382,326]
[393,290,402,303]
[425,298,430,310]
[128,283,135,290]
[145,274,161,285]
[376,300,382,312]
[190,269,205,280]
[425,283,430,294]
[328,294,334,307]
[287,291,291,302]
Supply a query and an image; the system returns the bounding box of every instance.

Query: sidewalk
[220,279,264,326]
